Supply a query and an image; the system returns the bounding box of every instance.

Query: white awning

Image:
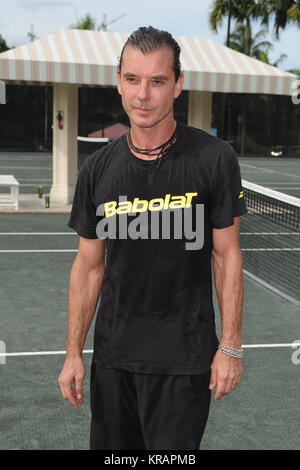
[0,29,297,95]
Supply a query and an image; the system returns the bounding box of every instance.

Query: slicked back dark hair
[118,26,182,82]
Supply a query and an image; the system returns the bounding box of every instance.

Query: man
[58,26,247,450]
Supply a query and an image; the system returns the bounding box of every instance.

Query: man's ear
[174,73,184,99]
[116,71,122,95]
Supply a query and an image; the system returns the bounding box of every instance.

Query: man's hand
[58,357,86,409]
[209,349,242,401]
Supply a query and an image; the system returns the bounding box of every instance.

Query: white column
[188,90,212,133]
[0,80,6,104]
[50,83,78,204]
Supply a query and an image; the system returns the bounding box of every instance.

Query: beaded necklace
[127,123,178,168]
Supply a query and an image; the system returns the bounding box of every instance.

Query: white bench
[0,175,20,210]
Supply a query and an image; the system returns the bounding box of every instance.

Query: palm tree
[229,23,273,58]
[288,0,300,23]
[210,1,300,47]
[229,23,288,67]
[258,50,288,67]
[0,35,10,53]
[260,0,300,38]
[288,68,300,76]
[210,0,270,54]
[70,13,96,30]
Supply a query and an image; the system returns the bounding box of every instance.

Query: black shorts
[90,362,211,450]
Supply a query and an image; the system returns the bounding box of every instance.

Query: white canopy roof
[0,29,297,95]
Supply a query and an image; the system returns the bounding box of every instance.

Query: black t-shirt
[68,122,247,375]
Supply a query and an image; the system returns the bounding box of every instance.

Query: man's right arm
[58,236,106,409]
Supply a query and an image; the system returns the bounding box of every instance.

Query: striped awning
[0,28,297,95]
[0,80,5,104]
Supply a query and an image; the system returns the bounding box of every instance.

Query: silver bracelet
[218,344,243,359]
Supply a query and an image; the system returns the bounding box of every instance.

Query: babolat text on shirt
[96,192,204,250]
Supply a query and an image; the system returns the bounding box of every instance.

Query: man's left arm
[210,216,244,401]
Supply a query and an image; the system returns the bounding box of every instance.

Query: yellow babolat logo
[104,192,198,218]
[239,190,244,199]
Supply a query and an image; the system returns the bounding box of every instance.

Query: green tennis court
[0,211,299,450]
[1,151,300,197]
[0,152,299,450]
[239,157,300,198]
[0,152,52,195]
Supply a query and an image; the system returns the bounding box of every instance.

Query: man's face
[117,45,184,130]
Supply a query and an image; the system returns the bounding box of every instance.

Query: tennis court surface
[0,153,300,450]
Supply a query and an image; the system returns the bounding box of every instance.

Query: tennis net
[241,180,300,307]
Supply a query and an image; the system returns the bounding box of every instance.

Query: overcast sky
[0,0,299,70]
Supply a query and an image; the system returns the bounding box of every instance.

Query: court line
[242,248,300,251]
[0,350,93,357]
[243,269,300,308]
[267,187,300,191]
[0,232,298,236]
[19,184,52,187]
[240,163,300,179]
[0,232,298,237]
[0,166,51,170]
[0,158,51,161]
[1,343,299,357]
[0,248,299,253]
[0,250,77,253]
[247,182,300,185]
[240,232,300,235]
[242,344,300,348]
[0,232,76,235]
